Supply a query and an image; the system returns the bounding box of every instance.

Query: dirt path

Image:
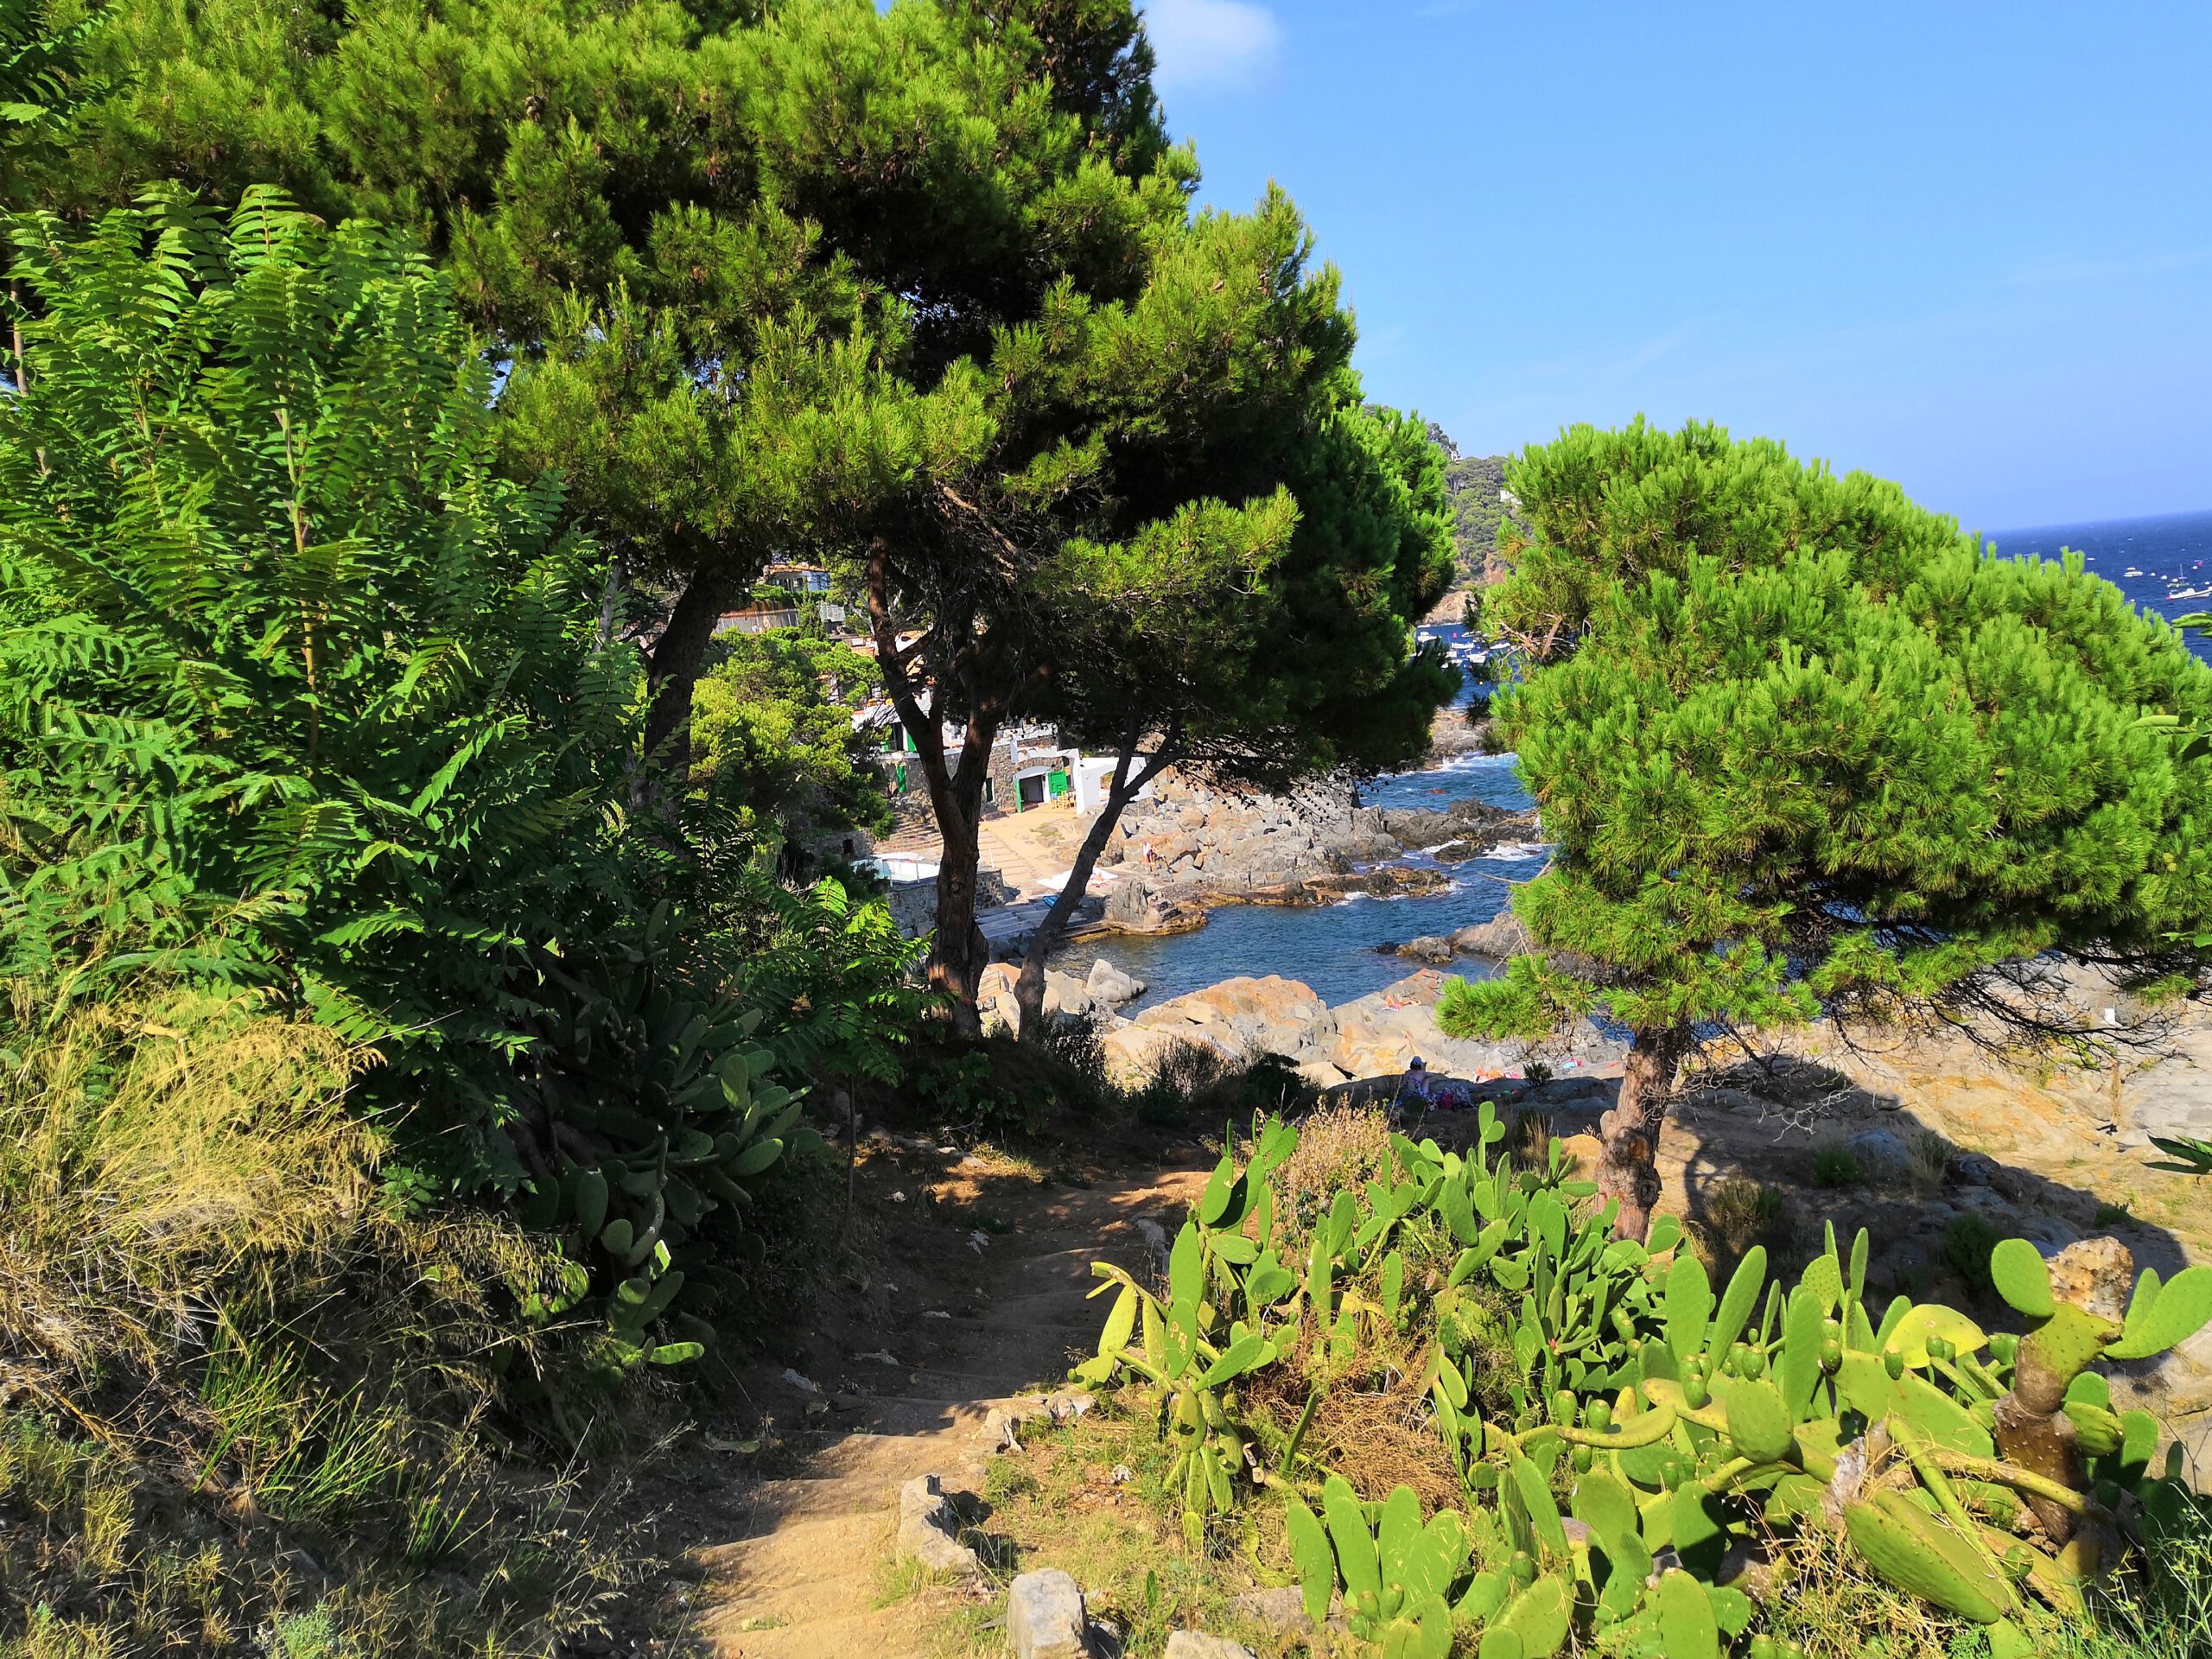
[689,1162,1205,1658]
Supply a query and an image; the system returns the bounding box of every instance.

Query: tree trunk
[640,570,734,784]
[1596,1022,1693,1241]
[925,770,993,1035]
[1011,729,1168,1029]
[862,542,1007,1033]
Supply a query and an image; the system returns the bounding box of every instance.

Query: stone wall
[881,868,1017,940]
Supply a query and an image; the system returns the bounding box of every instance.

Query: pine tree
[33,0,1200,774]
[1438,419,2212,1238]
[1003,399,1457,1025]
[35,1,1455,1021]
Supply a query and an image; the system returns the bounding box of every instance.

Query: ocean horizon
[1992,508,2212,661]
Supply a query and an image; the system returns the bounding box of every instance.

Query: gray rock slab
[1164,1635,1256,1659]
[1008,1568,1091,1659]
[1845,1127,1915,1185]
[1225,1587,1310,1633]
[896,1474,980,1575]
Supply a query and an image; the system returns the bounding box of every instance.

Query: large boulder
[1294,972,1626,1084]
[1043,969,1095,1019]
[1845,1127,1915,1185]
[1084,957,1146,1005]
[1133,975,1327,1055]
[1449,912,1533,958]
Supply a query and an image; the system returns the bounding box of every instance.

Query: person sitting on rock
[1396,1057,1436,1110]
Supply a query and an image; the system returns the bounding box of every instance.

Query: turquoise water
[1051,750,1543,1012]
[1055,512,2212,1014]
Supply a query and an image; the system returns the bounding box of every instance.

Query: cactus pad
[1654,1569,1719,1659]
[1843,1491,2012,1623]
[1724,1378,1794,1463]
[1989,1238,2055,1319]
[2107,1264,2212,1360]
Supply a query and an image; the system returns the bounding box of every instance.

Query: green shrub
[1947,1213,2003,1300]
[0,192,645,1186]
[0,195,923,1367]
[1812,1148,1863,1188]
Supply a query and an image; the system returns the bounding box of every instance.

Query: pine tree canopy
[28,0,1209,747]
[28,0,1458,1012]
[1440,419,2212,1067]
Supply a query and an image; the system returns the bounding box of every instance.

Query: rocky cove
[958,731,2212,1491]
[1024,747,1554,1009]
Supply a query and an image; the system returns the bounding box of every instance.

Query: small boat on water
[2170,586,2212,601]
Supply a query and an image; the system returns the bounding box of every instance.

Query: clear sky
[1140,0,2212,532]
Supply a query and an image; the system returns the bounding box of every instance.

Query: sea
[1990,509,2212,665]
[1048,509,2212,1013]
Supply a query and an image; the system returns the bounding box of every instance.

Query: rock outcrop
[1374,796,1536,863]
[1097,774,1395,890]
[1096,970,1625,1089]
[1096,773,1536,891]
[1449,912,1533,958]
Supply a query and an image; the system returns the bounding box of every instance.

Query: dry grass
[0,988,375,1376]
[917,1407,1301,1659]
[1271,1101,1391,1246]
[1690,1176,1786,1278]
[0,984,663,1656]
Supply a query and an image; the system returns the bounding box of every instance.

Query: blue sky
[1141,0,2211,531]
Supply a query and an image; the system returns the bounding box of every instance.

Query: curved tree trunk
[1011,728,1169,1029]
[863,540,1005,1034]
[1596,1022,1693,1241]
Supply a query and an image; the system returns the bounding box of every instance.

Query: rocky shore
[1090,772,1537,935]
[996,964,1626,1092]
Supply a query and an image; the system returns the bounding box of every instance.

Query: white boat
[2170,587,2212,601]
[2125,567,2144,577]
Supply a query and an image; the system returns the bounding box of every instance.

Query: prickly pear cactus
[1079,1113,2212,1655]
